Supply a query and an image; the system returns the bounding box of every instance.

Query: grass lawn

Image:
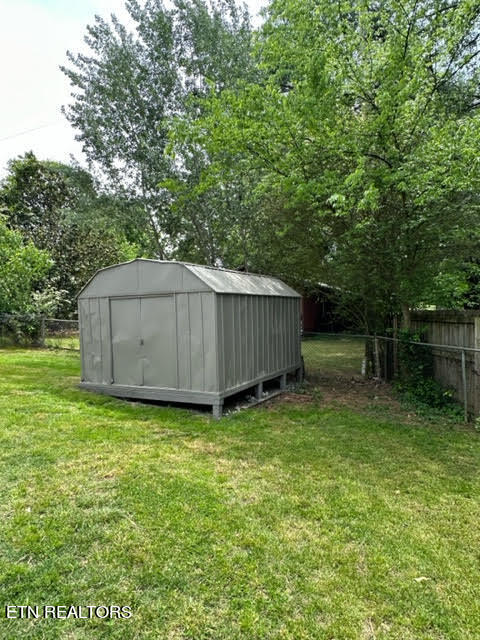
[302,335,365,377]
[1,348,480,639]
[44,335,79,351]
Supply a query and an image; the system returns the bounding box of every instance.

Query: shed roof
[184,263,300,297]
[78,259,300,298]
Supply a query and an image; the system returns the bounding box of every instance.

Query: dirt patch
[264,375,416,421]
[310,375,400,410]
[270,392,315,405]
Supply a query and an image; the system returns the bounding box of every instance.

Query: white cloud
[0,0,265,176]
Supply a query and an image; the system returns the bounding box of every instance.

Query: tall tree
[61,0,254,264]
[186,0,480,329]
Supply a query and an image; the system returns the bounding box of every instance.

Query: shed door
[111,298,142,385]
[141,296,176,388]
[110,296,176,388]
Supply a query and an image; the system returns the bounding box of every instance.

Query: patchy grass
[302,335,365,377]
[44,334,79,350]
[1,348,480,639]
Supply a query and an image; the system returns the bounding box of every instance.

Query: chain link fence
[302,332,480,422]
[0,314,79,351]
[42,318,80,350]
[2,315,478,420]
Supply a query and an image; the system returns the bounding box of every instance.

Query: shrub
[395,328,461,415]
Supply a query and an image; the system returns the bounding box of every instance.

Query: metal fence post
[461,349,468,423]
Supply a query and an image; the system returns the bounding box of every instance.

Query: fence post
[461,349,468,423]
[392,316,398,377]
[383,338,388,381]
[474,318,480,419]
[374,335,381,379]
[40,316,46,348]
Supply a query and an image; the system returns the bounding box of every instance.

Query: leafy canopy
[185,0,480,327]
[62,0,254,264]
[0,152,140,316]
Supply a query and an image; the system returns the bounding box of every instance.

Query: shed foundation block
[212,401,223,419]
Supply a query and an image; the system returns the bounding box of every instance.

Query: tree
[0,152,140,316]
[61,0,255,265]
[185,0,480,330]
[0,215,51,314]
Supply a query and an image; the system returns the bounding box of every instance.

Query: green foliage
[0,215,51,315]
[0,313,44,346]
[0,151,95,241]
[184,0,480,326]
[0,153,141,316]
[397,328,434,381]
[395,328,462,416]
[30,285,68,318]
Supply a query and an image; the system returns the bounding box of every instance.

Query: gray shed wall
[217,294,301,392]
[78,260,301,408]
[79,291,217,392]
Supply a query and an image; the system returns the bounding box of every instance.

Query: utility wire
[0,121,62,143]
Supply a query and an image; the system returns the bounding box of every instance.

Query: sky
[0,0,265,176]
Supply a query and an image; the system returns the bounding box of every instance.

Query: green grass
[44,335,79,350]
[302,335,365,376]
[1,348,480,639]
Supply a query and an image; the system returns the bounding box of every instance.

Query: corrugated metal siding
[217,294,301,391]
[80,291,218,393]
[79,297,104,384]
[79,260,210,299]
[174,291,217,392]
[99,298,111,383]
[78,261,300,400]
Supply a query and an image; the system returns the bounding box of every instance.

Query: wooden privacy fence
[410,310,480,418]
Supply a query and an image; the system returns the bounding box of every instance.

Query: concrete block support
[212,401,223,419]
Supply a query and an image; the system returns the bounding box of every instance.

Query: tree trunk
[401,304,411,328]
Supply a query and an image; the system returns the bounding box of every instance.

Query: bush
[0,313,43,346]
[395,328,461,416]
[0,215,51,315]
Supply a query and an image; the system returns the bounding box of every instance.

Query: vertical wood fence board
[411,310,480,416]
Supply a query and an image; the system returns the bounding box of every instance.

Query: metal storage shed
[78,259,302,417]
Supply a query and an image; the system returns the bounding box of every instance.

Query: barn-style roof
[78,259,300,298]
